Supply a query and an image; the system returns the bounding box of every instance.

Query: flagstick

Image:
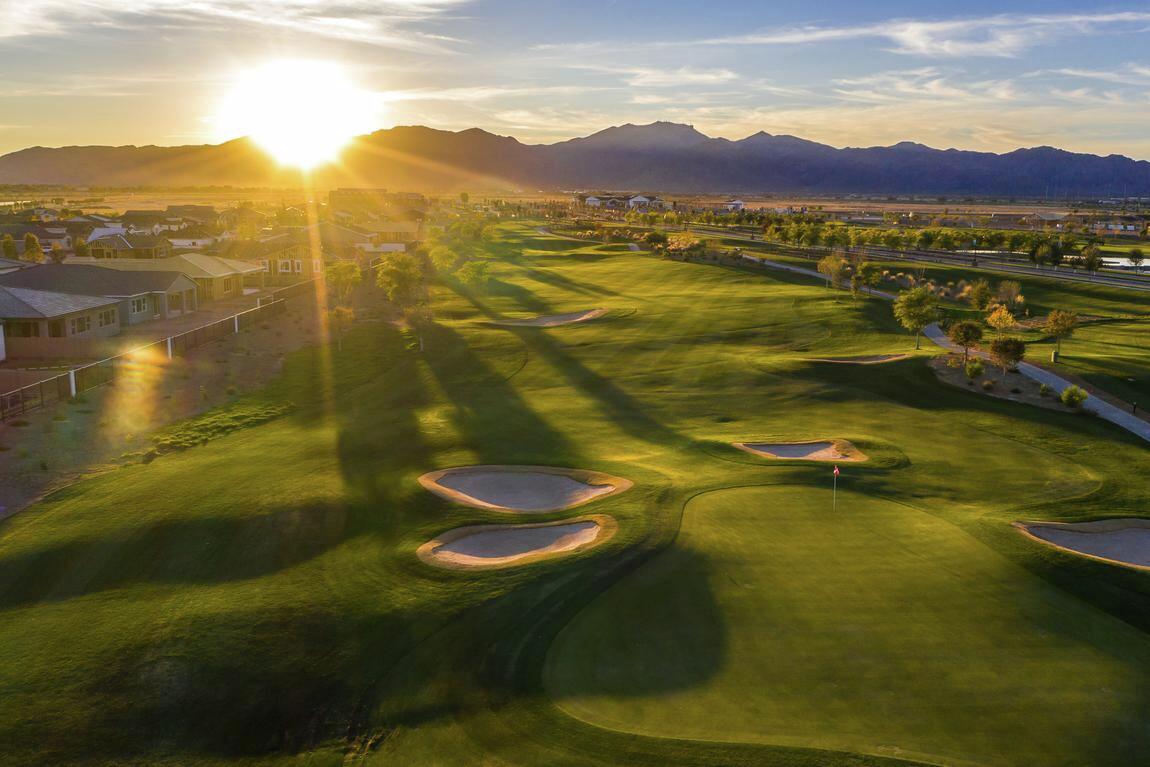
[833,472,837,512]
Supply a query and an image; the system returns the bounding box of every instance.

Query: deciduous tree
[990,337,1026,375]
[893,287,938,349]
[1043,310,1078,355]
[947,320,983,362]
[986,305,1016,335]
[324,259,362,303]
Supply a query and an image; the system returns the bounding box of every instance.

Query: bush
[965,360,984,380]
[981,379,995,391]
[1039,383,1052,397]
[1060,385,1089,409]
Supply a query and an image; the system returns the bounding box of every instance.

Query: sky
[1,0,1149,158]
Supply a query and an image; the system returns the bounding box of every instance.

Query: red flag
[833,465,840,477]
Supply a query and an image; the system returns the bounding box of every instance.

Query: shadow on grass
[0,501,348,610]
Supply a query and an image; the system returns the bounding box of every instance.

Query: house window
[294,259,303,273]
[130,296,149,314]
[278,259,292,273]
[223,277,234,293]
[97,308,117,327]
[6,321,39,337]
[69,315,92,335]
[260,259,270,272]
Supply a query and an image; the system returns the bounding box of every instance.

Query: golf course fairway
[547,485,1150,767]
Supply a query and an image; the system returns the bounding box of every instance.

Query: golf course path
[741,254,1150,445]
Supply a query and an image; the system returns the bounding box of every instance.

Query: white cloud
[0,0,471,50]
[623,67,738,87]
[536,11,1150,59]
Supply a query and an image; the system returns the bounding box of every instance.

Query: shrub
[1060,385,1089,409]
[965,359,984,380]
[1039,383,1052,397]
[981,379,995,391]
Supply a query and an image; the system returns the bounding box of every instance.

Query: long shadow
[421,322,580,465]
[519,264,621,298]
[510,326,686,446]
[0,501,347,610]
[486,278,554,315]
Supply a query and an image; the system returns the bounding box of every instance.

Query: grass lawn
[1027,319,1150,405]
[2,222,1150,766]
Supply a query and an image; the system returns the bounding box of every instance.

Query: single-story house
[68,253,262,303]
[0,284,122,360]
[88,233,173,260]
[0,264,198,326]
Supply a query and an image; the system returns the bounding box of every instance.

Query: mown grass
[0,222,1149,766]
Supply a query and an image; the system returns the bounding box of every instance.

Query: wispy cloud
[0,0,471,51]
[537,11,1150,59]
[834,68,1017,103]
[623,67,738,87]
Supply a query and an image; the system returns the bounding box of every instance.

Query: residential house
[88,233,173,260]
[165,205,217,226]
[168,226,222,250]
[0,285,121,360]
[0,264,198,328]
[213,235,322,287]
[69,253,262,303]
[218,206,271,236]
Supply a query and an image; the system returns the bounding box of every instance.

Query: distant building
[88,233,173,260]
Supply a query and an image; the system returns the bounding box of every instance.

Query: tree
[48,242,66,263]
[967,279,992,310]
[324,260,362,303]
[1081,244,1104,274]
[1031,242,1052,268]
[1043,310,1078,355]
[327,305,355,352]
[74,238,90,258]
[1,234,15,260]
[892,287,938,349]
[22,233,43,263]
[850,261,881,299]
[996,280,1022,311]
[1128,247,1144,274]
[985,304,1016,336]
[459,191,470,206]
[816,253,848,291]
[456,260,490,288]
[375,252,425,307]
[989,337,1026,375]
[947,320,983,362]
[429,245,462,274]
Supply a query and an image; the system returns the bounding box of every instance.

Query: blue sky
[1,1,1149,157]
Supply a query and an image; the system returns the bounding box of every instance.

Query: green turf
[2,222,1150,766]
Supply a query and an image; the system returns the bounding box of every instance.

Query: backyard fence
[0,299,287,422]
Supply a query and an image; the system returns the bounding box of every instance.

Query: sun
[214,60,380,170]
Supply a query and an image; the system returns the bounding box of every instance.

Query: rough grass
[1,222,1149,767]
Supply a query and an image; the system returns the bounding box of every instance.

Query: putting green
[546,485,1150,767]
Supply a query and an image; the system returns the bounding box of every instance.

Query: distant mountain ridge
[1,121,1148,197]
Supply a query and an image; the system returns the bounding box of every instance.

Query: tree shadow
[0,501,347,610]
[518,264,620,298]
[420,322,580,465]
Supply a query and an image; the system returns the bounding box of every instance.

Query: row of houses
[573,194,747,213]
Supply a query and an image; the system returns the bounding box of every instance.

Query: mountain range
[1,121,1148,197]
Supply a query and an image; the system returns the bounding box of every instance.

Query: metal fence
[0,299,287,422]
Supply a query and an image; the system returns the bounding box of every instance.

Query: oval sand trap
[418,515,616,569]
[733,439,867,462]
[419,465,632,513]
[810,354,911,365]
[1018,519,1150,570]
[493,309,607,327]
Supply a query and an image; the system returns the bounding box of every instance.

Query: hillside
[1,122,1148,196]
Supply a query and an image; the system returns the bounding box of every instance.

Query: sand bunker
[418,515,616,569]
[494,309,607,327]
[733,440,868,463]
[1018,519,1150,570]
[810,354,911,365]
[419,465,632,513]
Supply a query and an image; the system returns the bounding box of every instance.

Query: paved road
[740,254,1150,444]
[688,225,1150,293]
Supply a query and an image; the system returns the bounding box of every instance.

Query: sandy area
[931,356,1067,413]
[493,309,607,327]
[1018,519,1150,571]
[733,440,868,462]
[418,515,616,569]
[811,354,911,365]
[419,465,632,513]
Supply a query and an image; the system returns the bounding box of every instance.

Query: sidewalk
[740,254,1150,445]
